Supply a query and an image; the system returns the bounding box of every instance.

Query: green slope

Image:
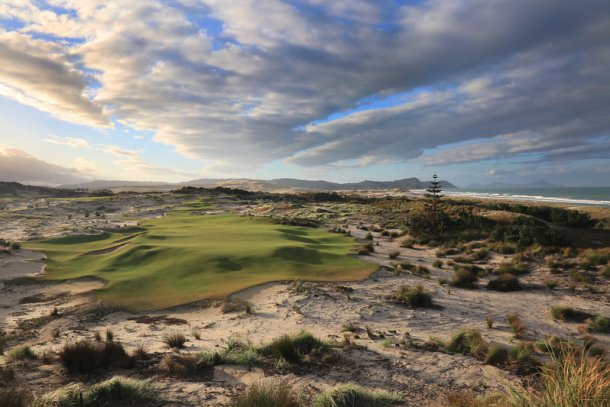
[24,198,377,310]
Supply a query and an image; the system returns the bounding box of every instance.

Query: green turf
[24,198,377,310]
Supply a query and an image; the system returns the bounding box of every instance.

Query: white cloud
[0,148,91,185]
[44,135,97,149]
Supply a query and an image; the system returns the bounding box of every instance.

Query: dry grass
[507,313,526,338]
[162,332,186,348]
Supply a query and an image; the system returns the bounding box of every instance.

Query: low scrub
[32,377,157,407]
[507,313,527,338]
[591,315,610,333]
[388,251,399,259]
[159,354,204,378]
[232,380,299,407]
[446,329,487,359]
[387,284,434,308]
[0,383,31,407]
[508,342,540,373]
[450,267,478,288]
[551,305,580,321]
[498,262,528,275]
[487,273,521,292]
[313,383,402,407]
[58,340,133,374]
[162,332,186,348]
[7,345,36,361]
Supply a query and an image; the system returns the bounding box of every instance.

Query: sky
[0,0,610,187]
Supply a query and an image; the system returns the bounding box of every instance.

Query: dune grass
[24,198,377,310]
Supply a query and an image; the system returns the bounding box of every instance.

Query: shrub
[7,345,36,361]
[0,383,31,407]
[34,377,158,407]
[487,273,521,292]
[485,343,509,365]
[507,313,526,338]
[271,335,300,364]
[471,248,487,261]
[364,232,373,240]
[414,264,429,276]
[432,259,443,268]
[453,255,473,264]
[192,329,202,340]
[583,248,610,266]
[486,315,494,329]
[388,284,433,308]
[544,280,557,290]
[398,261,415,271]
[509,342,540,373]
[159,354,201,378]
[450,267,478,288]
[446,329,487,359]
[569,268,588,283]
[498,262,528,275]
[362,242,374,253]
[106,329,114,342]
[9,242,20,250]
[551,305,579,321]
[546,257,558,269]
[400,239,413,248]
[313,384,402,407]
[233,381,299,407]
[601,266,610,278]
[591,315,610,333]
[163,332,186,348]
[59,340,101,374]
[388,251,399,259]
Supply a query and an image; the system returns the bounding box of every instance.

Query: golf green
[24,199,378,310]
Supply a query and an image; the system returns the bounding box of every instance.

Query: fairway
[24,199,378,310]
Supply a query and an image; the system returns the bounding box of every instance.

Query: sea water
[413,187,610,208]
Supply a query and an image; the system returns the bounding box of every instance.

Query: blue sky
[1,0,609,187]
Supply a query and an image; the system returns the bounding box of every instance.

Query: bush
[414,264,429,276]
[544,280,557,289]
[33,377,157,407]
[551,305,579,321]
[485,343,509,365]
[432,259,443,268]
[362,242,374,253]
[159,354,202,378]
[507,313,526,338]
[498,262,528,275]
[591,315,610,333]
[0,383,31,407]
[7,345,36,361]
[453,255,473,264]
[9,242,20,250]
[446,329,487,359]
[450,267,478,288]
[364,232,373,240]
[487,273,521,292]
[601,266,610,278]
[59,340,100,373]
[509,342,540,373]
[388,284,433,308]
[400,239,413,248]
[163,333,186,348]
[388,251,399,259]
[233,380,299,407]
[313,384,402,407]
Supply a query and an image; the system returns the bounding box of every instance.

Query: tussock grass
[7,345,36,361]
[487,273,521,292]
[551,305,579,321]
[313,383,402,407]
[159,354,202,378]
[162,332,186,348]
[32,377,157,407]
[446,329,487,359]
[450,267,478,288]
[507,313,527,338]
[58,340,133,374]
[232,380,299,407]
[0,383,31,407]
[485,343,509,365]
[591,315,610,333]
[388,284,433,308]
[432,259,443,268]
[504,347,610,406]
[486,315,494,328]
[388,251,399,259]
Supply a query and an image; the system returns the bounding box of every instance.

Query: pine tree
[424,173,444,239]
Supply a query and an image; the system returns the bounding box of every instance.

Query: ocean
[413,187,610,208]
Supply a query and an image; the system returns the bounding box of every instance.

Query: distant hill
[178,178,247,185]
[270,178,457,190]
[466,180,563,189]
[0,182,111,198]
[60,180,170,189]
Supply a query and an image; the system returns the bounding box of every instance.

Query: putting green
[24,198,377,310]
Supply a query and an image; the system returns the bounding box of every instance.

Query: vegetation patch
[24,198,377,310]
[387,284,434,308]
[487,273,521,292]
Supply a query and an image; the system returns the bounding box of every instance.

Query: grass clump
[508,342,540,373]
[544,279,557,289]
[487,273,521,292]
[498,262,528,275]
[432,259,443,268]
[7,345,36,361]
[591,315,610,333]
[400,239,413,248]
[232,381,299,407]
[507,313,526,338]
[388,284,433,308]
[341,322,358,333]
[486,315,494,328]
[485,343,509,365]
[33,377,157,407]
[504,346,609,406]
[313,383,402,407]
[388,251,399,259]
[0,383,31,407]
[58,340,133,374]
[446,329,487,359]
[601,266,610,277]
[450,267,478,288]
[159,354,203,378]
[162,332,186,348]
[551,305,579,321]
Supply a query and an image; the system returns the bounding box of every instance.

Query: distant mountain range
[0,182,111,198]
[466,180,563,189]
[60,177,458,191]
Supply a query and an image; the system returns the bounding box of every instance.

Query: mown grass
[24,198,377,310]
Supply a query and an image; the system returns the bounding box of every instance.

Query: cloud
[44,135,96,149]
[0,0,609,172]
[0,148,91,185]
[102,145,200,180]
